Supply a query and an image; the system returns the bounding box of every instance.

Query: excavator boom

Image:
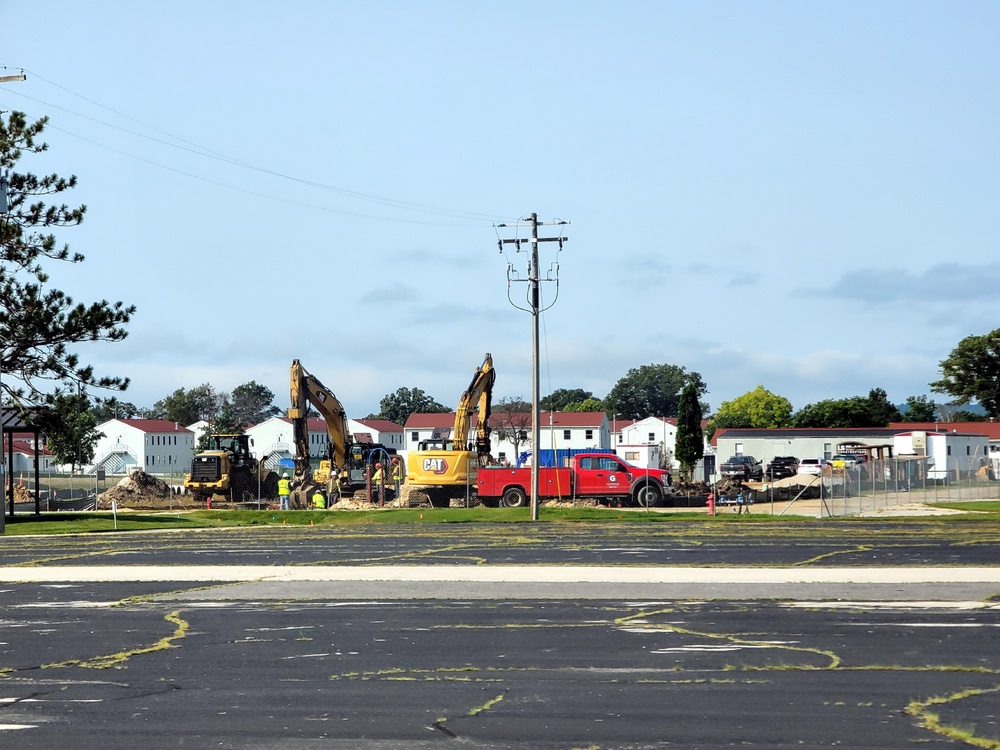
[406,353,496,504]
[454,353,495,460]
[288,359,350,505]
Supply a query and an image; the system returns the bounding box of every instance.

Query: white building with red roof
[245,416,404,463]
[404,410,610,465]
[2,436,55,473]
[347,418,404,450]
[92,419,195,476]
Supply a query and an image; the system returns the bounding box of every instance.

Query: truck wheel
[501,487,527,508]
[633,483,662,508]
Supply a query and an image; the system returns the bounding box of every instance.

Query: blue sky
[3,1,998,418]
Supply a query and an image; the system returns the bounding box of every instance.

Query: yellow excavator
[288,359,397,508]
[406,353,496,507]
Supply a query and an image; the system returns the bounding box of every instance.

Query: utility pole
[0,69,25,534]
[497,213,569,521]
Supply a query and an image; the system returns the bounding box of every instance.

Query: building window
[563,430,571,440]
[947,446,952,455]
[585,429,593,440]
[824,443,832,460]
[735,443,743,455]
[967,446,971,455]
[648,432,655,442]
[625,451,639,461]
[411,431,418,442]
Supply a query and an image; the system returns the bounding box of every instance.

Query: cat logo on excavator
[422,457,448,475]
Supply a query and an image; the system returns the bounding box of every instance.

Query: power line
[1,71,508,224]
[41,120,491,228]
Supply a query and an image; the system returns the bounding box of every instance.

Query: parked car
[798,458,827,475]
[764,456,799,481]
[720,455,763,481]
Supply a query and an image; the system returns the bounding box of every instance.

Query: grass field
[3,497,999,536]
[0,505,828,535]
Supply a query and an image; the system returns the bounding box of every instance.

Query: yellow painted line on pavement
[3,565,1000,584]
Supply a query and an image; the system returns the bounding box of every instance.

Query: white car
[797,458,827,475]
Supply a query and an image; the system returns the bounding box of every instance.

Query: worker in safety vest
[277,473,291,510]
[372,462,383,485]
[312,488,326,509]
[391,457,403,499]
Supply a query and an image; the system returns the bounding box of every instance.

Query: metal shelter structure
[2,407,43,532]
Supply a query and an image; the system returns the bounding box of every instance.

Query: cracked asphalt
[3,521,1000,748]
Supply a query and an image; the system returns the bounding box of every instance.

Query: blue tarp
[518,448,614,468]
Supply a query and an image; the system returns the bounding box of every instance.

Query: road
[3,521,1000,748]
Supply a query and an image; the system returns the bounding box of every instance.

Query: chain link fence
[6,466,190,513]
[818,457,999,517]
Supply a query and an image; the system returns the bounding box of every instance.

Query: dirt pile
[329,487,419,509]
[98,470,178,509]
[5,484,33,504]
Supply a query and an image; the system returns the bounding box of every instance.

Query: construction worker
[312,488,326,510]
[391,457,403,500]
[371,462,384,505]
[277,472,291,510]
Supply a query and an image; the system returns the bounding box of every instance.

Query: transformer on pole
[496,213,569,521]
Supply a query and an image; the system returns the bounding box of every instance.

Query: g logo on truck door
[423,458,448,475]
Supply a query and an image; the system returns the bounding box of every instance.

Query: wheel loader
[184,434,280,505]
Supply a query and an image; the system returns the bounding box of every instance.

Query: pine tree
[0,111,135,412]
[674,380,704,482]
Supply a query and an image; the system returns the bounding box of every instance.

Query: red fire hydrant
[707,491,715,516]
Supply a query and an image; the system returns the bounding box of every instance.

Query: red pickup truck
[477,453,672,508]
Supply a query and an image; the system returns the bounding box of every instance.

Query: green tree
[0,112,135,412]
[604,364,705,419]
[211,400,243,435]
[375,387,448,425]
[930,329,1000,418]
[792,397,874,428]
[229,381,281,427]
[866,388,902,425]
[37,390,104,472]
[950,409,989,422]
[491,396,532,459]
[562,397,604,412]
[151,384,223,425]
[90,397,141,422]
[705,385,793,438]
[540,388,594,411]
[675,380,704,481]
[901,395,937,422]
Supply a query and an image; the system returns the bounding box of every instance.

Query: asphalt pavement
[3,522,1000,748]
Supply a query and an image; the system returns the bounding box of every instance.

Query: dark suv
[764,456,799,480]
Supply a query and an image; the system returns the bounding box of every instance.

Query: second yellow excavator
[406,353,496,506]
[287,359,397,508]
